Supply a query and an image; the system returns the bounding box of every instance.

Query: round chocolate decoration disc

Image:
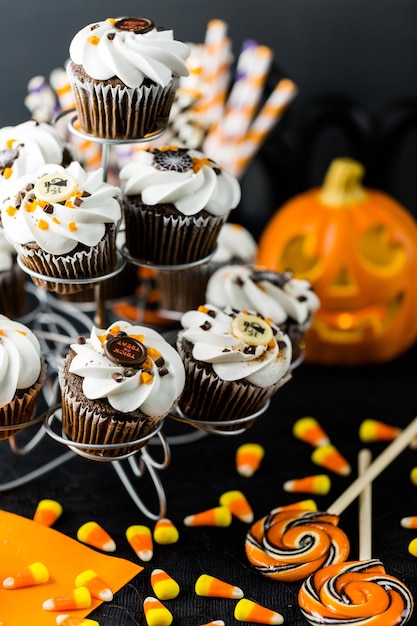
[231,314,273,346]
[114,17,154,34]
[104,335,148,367]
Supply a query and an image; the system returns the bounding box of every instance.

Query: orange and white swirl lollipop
[245,508,350,582]
[246,415,417,584]
[298,450,414,625]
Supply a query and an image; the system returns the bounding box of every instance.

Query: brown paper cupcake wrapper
[15,226,117,295]
[59,373,162,458]
[177,350,291,430]
[0,358,47,440]
[124,204,227,266]
[67,69,179,140]
[0,263,26,318]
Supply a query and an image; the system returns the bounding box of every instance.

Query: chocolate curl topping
[114,17,154,34]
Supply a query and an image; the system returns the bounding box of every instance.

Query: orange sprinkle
[148,347,161,360]
[219,490,254,523]
[77,521,116,552]
[37,219,49,230]
[52,217,60,224]
[141,372,153,384]
[198,305,209,314]
[6,139,15,149]
[5,206,17,216]
[130,333,145,342]
[68,222,78,232]
[3,167,12,179]
[89,35,100,46]
[311,443,351,476]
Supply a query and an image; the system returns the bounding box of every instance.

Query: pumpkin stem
[320,157,367,206]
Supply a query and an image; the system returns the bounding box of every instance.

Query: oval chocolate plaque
[114,17,154,34]
[104,335,148,367]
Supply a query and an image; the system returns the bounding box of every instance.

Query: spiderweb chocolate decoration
[153,148,194,172]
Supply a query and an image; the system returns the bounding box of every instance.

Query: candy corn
[311,443,351,476]
[153,518,179,544]
[183,506,232,527]
[359,419,401,442]
[126,525,153,561]
[283,474,331,495]
[236,443,265,477]
[200,622,225,626]
[151,569,180,600]
[219,490,254,523]
[43,587,92,611]
[56,616,100,626]
[75,569,113,601]
[77,521,116,552]
[271,499,317,514]
[292,416,330,447]
[234,598,284,624]
[33,499,63,527]
[143,596,173,626]
[3,561,49,589]
[195,573,243,599]
[408,538,417,558]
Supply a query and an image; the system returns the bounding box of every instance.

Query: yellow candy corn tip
[410,467,417,485]
[408,538,417,557]
[143,596,173,626]
[234,598,284,625]
[151,569,180,601]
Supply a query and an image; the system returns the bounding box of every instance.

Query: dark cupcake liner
[177,347,291,429]
[67,65,179,140]
[0,263,27,318]
[0,358,47,441]
[15,226,118,295]
[59,374,163,458]
[123,202,227,266]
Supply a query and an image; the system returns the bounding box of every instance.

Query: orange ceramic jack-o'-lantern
[257,157,417,365]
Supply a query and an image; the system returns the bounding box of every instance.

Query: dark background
[0,0,416,237]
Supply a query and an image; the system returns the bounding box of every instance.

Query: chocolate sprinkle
[155,356,165,367]
[124,368,136,377]
[158,366,169,377]
[243,345,256,354]
[76,336,86,344]
[112,372,124,383]
[200,321,212,331]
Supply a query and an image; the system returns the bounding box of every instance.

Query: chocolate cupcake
[66,16,189,140]
[176,305,292,431]
[0,315,46,440]
[206,266,320,363]
[59,320,185,458]
[1,161,121,295]
[119,147,241,266]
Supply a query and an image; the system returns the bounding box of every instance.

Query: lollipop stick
[328,414,417,517]
[358,448,372,561]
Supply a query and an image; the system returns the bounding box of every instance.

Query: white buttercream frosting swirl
[120,147,241,217]
[69,17,190,88]
[0,314,42,406]
[1,161,121,255]
[68,320,185,415]
[0,120,71,194]
[178,305,292,387]
[0,229,15,271]
[206,265,320,326]
[212,223,257,264]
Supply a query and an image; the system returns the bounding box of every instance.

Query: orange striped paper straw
[229,78,297,177]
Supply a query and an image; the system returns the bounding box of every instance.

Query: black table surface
[1,309,417,626]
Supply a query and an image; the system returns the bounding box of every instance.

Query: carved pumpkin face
[257,158,417,364]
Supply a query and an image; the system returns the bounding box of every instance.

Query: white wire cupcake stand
[0,116,275,520]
